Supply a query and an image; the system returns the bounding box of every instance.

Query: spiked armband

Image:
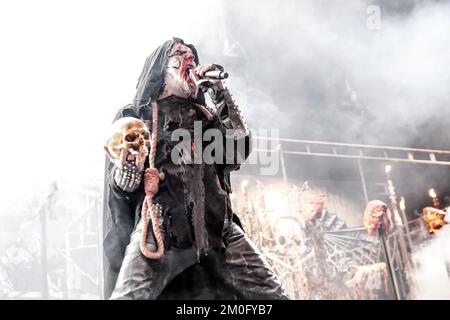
[208,83,249,136]
[114,161,143,193]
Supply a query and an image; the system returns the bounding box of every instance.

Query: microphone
[203,70,229,79]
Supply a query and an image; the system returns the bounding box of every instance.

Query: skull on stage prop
[104,117,150,163]
[273,217,306,255]
[364,200,393,237]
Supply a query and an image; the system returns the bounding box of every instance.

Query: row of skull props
[104,117,151,169]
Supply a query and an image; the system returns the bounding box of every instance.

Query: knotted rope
[139,101,211,259]
[140,102,164,259]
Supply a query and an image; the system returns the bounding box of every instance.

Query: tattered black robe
[102,38,250,299]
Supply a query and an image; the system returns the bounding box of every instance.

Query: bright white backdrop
[0,0,223,211]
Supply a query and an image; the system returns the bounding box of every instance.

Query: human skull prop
[273,217,306,256]
[104,117,150,161]
[363,200,393,237]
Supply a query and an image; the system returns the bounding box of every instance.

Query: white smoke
[216,0,450,147]
[410,225,450,299]
[0,0,449,299]
[0,0,221,214]
[0,0,449,213]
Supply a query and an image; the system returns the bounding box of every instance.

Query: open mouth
[184,65,194,76]
[184,65,195,82]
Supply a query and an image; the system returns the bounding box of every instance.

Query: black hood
[133,37,205,107]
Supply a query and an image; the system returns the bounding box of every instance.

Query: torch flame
[384,165,392,174]
[399,197,405,211]
[429,188,437,198]
[423,207,448,233]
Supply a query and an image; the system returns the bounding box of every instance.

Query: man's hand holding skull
[104,117,151,192]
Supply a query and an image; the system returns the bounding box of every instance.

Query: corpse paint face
[163,42,198,99]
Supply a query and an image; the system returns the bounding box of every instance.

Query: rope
[140,101,164,259]
[139,101,212,259]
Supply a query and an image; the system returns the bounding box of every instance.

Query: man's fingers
[203,64,216,74]
[199,65,209,75]
[192,66,202,76]
[195,66,207,76]
[194,64,216,77]
[104,145,117,162]
[135,149,148,171]
[117,148,130,170]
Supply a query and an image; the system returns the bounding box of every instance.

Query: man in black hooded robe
[102,37,288,300]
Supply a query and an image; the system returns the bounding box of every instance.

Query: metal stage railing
[254,137,450,166]
[245,137,449,299]
[37,180,103,299]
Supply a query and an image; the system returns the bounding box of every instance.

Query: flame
[384,165,392,174]
[423,207,447,233]
[263,188,290,221]
[399,197,405,211]
[250,183,292,223]
[429,188,437,198]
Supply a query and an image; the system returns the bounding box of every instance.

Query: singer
[102,37,288,300]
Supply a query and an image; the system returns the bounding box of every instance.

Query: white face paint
[160,42,198,100]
